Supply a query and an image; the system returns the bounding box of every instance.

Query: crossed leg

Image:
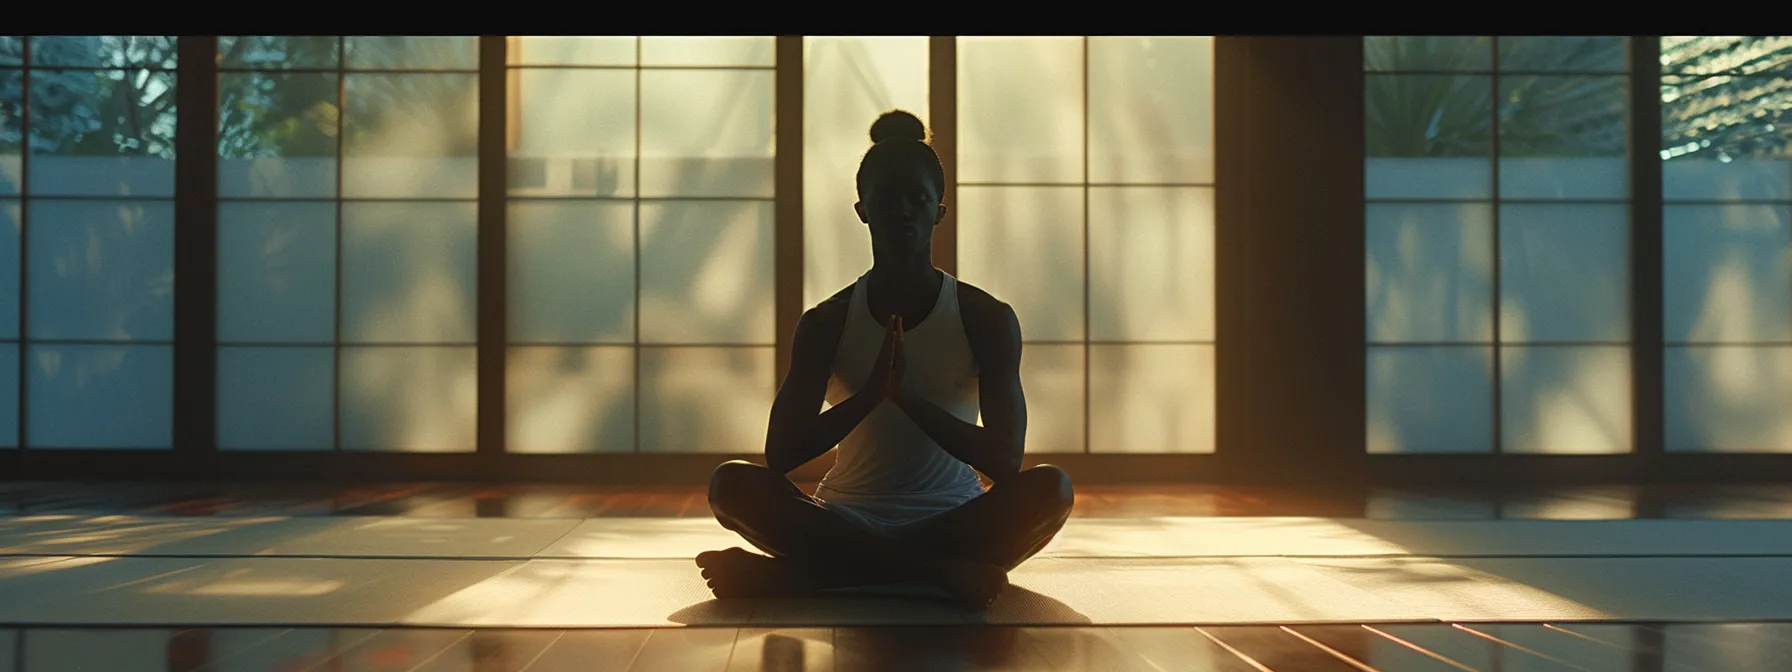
[699,459,1074,609]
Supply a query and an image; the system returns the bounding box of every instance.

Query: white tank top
[813,270,987,530]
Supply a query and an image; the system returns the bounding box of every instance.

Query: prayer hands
[866,315,908,402]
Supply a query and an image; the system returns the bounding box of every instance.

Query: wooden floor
[5,481,1792,670]
[7,622,1789,671]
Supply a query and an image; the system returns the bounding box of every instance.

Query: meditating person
[696,110,1075,611]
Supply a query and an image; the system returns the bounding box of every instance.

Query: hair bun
[869,110,928,144]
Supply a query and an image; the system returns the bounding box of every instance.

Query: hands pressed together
[865,315,909,404]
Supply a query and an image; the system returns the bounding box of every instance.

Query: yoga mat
[7,555,1789,627]
[13,516,1792,560]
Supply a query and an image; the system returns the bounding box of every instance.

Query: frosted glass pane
[1666,346,1792,452]
[1089,187,1213,342]
[1,36,21,64]
[1365,158,1492,200]
[1498,204,1629,343]
[1365,203,1494,343]
[1017,344,1083,454]
[217,160,338,200]
[0,201,16,338]
[510,36,635,66]
[1501,346,1632,454]
[342,73,478,199]
[1498,36,1628,72]
[1663,160,1792,202]
[1087,37,1214,184]
[28,69,177,196]
[217,72,339,198]
[802,36,928,309]
[639,201,774,344]
[642,36,775,67]
[1,69,17,195]
[216,202,336,344]
[32,36,177,68]
[639,347,773,453]
[957,187,1084,341]
[27,200,174,341]
[1364,36,1492,71]
[0,348,15,447]
[1662,205,1792,343]
[508,201,634,344]
[957,37,1084,183]
[345,36,477,70]
[1367,346,1494,453]
[639,70,774,198]
[507,69,634,198]
[27,344,171,449]
[219,36,339,68]
[339,347,476,452]
[1499,158,1628,200]
[341,202,477,344]
[1089,345,1213,454]
[507,346,634,454]
[26,156,177,199]
[216,346,333,451]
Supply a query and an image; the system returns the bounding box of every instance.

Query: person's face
[855,167,944,254]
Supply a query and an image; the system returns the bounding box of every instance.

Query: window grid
[333,37,344,453]
[504,37,779,455]
[8,39,24,449]
[14,36,182,450]
[1365,37,1635,455]
[6,35,1769,464]
[1081,37,1090,456]
[215,37,486,453]
[1659,37,1792,453]
[959,36,1217,455]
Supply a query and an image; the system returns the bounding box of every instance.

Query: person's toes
[696,549,729,568]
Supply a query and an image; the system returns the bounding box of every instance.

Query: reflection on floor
[3,482,1791,670]
[5,623,1792,671]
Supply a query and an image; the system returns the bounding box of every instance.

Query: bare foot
[931,560,1009,611]
[696,547,817,599]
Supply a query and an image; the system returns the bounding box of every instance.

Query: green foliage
[15,36,480,161]
[1661,38,1792,160]
[1367,36,1792,161]
[22,37,178,158]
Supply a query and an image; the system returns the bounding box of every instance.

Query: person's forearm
[766,389,883,474]
[893,393,1021,479]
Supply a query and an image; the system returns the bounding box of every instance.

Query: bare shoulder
[793,283,854,345]
[954,278,1021,337]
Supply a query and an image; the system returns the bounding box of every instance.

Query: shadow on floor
[667,584,1091,627]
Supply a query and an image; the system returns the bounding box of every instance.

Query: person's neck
[868,253,938,291]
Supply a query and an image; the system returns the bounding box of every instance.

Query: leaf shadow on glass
[633,88,774,454]
[955,37,1219,454]
[1365,37,1633,455]
[12,38,179,449]
[214,37,483,452]
[1660,42,1792,453]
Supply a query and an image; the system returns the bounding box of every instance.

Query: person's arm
[893,297,1027,483]
[764,305,900,475]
